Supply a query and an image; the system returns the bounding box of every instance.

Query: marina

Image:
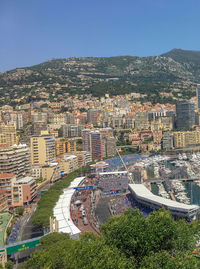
[126,152,200,207]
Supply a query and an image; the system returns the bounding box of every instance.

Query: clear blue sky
[1,0,200,72]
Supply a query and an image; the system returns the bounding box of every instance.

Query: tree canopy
[23,208,200,269]
[32,166,90,228]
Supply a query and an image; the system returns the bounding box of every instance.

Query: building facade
[0,123,17,148]
[12,176,37,207]
[176,102,195,130]
[173,131,200,148]
[0,145,30,179]
[30,133,56,165]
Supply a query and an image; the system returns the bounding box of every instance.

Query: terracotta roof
[140,130,152,133]
[0,173,15,179]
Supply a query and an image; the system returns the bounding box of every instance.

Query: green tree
[15,207,24,216]
[101,208,196,262]
[140,251,200,269]
[5,260,14,269]
[23,233,133,269]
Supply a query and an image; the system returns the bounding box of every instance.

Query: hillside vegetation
[1,49,200,105]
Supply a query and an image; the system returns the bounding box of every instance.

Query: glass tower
[176,102,195,130]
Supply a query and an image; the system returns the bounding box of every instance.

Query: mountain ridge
[0,49,199,105]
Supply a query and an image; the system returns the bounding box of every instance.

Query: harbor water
[183,181,200,206]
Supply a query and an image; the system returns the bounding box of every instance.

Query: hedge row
[32,166,90,228]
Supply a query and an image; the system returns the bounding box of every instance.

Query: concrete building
[41,163,60,182]
[59,159,70,175]
[102,136,116,158]
[135,112,149,130]
[153,131,163,144]
[30,132,56,165]
[62,125,84,138]
[87,109,100,125]
[49,113,65,125]
[32,122,47,136]
[0,193,8,212]
[31,112,48,123]
[173,131,200,148]
[63,154,79,173]
[111,116,124,129]
[65,113,75,125]
[10,113,24,129]
[162,132,174,150]
[0,173,16,206]
[0,145,30,179]
[125,116,135,129]
[82,129,103,161]
[82,128,115,160]
[66,139,77,153]
[12,176,37,207]
[31,166,42,179]
[74,151,92,167]
[55,139,66,156]
[176,102,195,130]
[0,123,17,148]
[150,116,173,131]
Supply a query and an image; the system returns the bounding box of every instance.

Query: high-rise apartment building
[102,136,116,158]
[74,151,92,167]
[0,123,17,148]
[31,112,48,123]
[176,102,195,130]
[87,109,100,125]
[82,129,91,152]
[66,139,77,153]
[65,113,75,124]
[173,131,200,148]
[0,173,16,205]
[82,129,103,161]
[0,145,30,179]
[135,112,149,130]
[82,128,116,160]
[99,128,116,158]
[30,133,56,165]
[62,125,84,137]
[90,131,102,160]
[55,139,66,156]
[10,113,24,129]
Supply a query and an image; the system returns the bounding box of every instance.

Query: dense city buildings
[0,87,199,214]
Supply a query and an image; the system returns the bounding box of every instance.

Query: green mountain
[0,49,199,106]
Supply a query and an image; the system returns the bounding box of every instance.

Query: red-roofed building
[140,130,153,141]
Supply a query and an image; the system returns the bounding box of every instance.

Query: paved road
[13,205,43,268]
